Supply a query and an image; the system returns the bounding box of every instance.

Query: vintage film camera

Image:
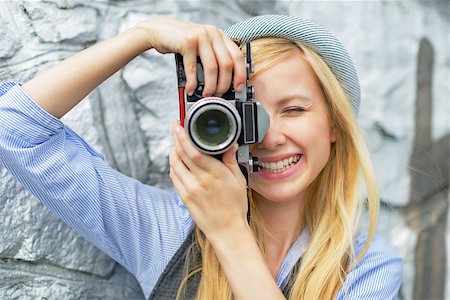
[175,43,269,178]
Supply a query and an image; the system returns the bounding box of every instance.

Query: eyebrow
[276,94,313,107]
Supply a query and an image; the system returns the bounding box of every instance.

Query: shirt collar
[276,228,310,289]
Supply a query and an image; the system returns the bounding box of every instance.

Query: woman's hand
[137,18,246,97]
[169,124,286,300]
[169,122,249,241]
[24,17,245,119]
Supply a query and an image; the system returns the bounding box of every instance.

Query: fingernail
[176,124,181,135]
[236,83,244,92]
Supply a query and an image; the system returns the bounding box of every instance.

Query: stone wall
[0,1,448,299]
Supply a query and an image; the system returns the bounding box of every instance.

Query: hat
[225,15,361,115]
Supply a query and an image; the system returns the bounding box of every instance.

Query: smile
[259,155,301,172]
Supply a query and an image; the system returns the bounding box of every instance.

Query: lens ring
[186,97,241,155]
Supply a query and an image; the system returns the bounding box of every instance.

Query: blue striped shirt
[0,82,402,299]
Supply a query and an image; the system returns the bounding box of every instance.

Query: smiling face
[249,48,336,206]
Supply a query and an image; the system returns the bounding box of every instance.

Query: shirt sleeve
[0,82,194,298]
[337,233,403,300]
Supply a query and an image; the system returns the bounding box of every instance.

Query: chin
[250,186,305,205]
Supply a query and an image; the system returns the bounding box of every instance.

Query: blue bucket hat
[225,14,361,115]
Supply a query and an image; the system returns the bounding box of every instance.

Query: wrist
[130,20,157,52]
[208,220,255,255]
[133,18,170,53]
[206,221,283,299]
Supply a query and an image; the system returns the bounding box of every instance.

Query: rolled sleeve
[0,82,194,298]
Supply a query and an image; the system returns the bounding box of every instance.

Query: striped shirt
[0,82,402,299]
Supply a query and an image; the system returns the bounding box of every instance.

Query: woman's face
[249,49,335,205]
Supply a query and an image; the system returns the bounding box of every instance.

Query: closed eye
[281,106,306,116]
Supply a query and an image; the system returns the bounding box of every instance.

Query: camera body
[175,43,269,177]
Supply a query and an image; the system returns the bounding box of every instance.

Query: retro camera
[175,43,269,177]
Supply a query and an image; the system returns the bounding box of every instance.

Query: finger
[170,165,205,228]
[221,143,245,183]
[197,34,218,97]
[169,166,190,203]
[169,148,207,212]
[182,49,198,96]
[171,128,199,174]
[223,37,246,92]
[209,31,233,95]
[169,148,204,197]
[168,147,189,181]
[172,122,217,173]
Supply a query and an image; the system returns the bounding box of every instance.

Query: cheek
[297,119,333,164]
[313,135,333,175]
[319,143,332,164]
[305,115,334,145]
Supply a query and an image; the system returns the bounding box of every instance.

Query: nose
[257,119,286,151]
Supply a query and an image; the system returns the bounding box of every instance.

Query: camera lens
[195,110,230,145]
[186,97,241,155]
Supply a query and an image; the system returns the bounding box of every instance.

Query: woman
[0,15,402,299]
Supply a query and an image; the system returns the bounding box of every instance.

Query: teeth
[261,155,301,172]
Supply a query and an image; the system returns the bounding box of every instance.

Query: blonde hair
[177,37,379,300]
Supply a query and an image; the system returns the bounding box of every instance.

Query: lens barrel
[186,97,241,155]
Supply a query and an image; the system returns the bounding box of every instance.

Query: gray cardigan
[148,231,299,299]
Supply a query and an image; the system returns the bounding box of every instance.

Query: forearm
[22,25,149,118]
[22,17,245,119]
[209,223,286,300]
[169,122,282,298]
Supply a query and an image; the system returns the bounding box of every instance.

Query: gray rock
[18,1,98,44]
[0,1,449,299]
[0,5,23,59]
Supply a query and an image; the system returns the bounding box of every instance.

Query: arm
[22,25,147,118]
[169,123,285,299]
[0,17,245,297]
[23,18,246,118]
[0,82,192,298]
[211,223,286,300]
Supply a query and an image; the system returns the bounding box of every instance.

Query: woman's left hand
[169,122,249,240]
[170,122,286,300]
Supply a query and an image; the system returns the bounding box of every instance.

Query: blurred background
[0,0,448,299]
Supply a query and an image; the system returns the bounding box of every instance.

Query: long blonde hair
[177,37,379,300]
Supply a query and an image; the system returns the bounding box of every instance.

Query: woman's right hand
[136,18,246,97]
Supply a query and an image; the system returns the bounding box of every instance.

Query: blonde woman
[0,15,402,299]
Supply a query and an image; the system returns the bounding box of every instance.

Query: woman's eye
[282,107,305,115]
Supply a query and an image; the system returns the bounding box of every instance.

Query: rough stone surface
[0,5,23,59]
[0,1,448,299]
[19,1,98,44]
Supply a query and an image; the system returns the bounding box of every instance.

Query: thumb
[222,144,243,178]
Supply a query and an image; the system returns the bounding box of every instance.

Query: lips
[257,153,304,180]
[259,154,301,172]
